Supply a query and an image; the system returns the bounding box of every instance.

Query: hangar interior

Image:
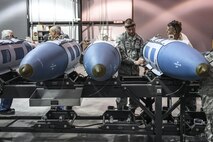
[0,0,213,142]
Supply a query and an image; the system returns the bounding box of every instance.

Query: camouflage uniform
[200,50,213,142]
[48,34,68,41]
[116,32,144,110]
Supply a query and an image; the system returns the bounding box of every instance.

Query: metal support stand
[154,85,163,142]
[0,73,206,142]
[34,109,76,129]
[100,109,139,130]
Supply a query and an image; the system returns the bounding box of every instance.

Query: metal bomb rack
[0,71,206,142]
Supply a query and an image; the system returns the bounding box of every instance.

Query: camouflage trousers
[116,71,139,110]
[202,94,213,142]
[116,97,138,110]
[205,114,213,142]
[116,97,127,110]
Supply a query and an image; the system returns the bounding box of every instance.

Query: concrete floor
[0,65,208,142]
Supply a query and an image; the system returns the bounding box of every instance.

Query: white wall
[82,0,132,21]
[0,0,28,39]
[82,0,132,41]
[134,0,213,51]
[29,0,79,22]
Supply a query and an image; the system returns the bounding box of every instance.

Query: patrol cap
[124,18,135,28]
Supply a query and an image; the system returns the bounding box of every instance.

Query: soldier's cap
[124,18,135,28]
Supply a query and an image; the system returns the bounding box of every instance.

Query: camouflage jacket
[200,50,213,114]
[116,32,144,76]
[48,34,69,41]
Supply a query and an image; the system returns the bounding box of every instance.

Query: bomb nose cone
[196,63,209,77]
[19,64,33,78]
[92,64,106,78]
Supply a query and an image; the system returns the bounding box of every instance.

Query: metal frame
[0,71,204,142]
